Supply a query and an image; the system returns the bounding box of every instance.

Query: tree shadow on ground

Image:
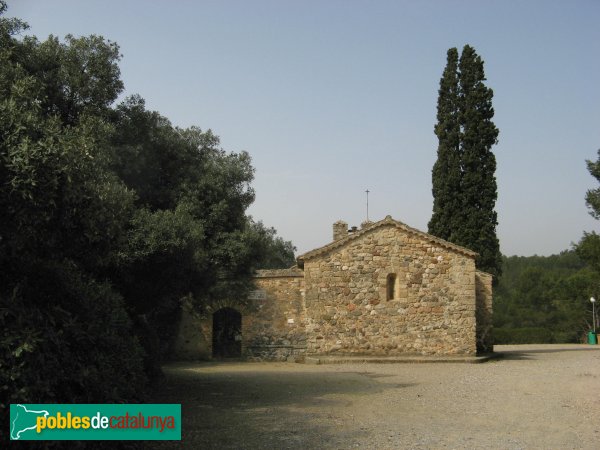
[148,363,415,449]
[497,346,600,361]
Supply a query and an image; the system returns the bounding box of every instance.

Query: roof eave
[297,216,478,262]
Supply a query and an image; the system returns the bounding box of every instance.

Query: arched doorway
[212,307,242,358]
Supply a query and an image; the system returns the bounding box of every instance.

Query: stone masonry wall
[244,269,306,361]
[172,300,212,360]
[475,271,494,353]
[173,269,305,361]
[303,224,477,356]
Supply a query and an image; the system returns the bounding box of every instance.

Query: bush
[493,327,553,344]
[0,262,147,428]
[493,327,585,344]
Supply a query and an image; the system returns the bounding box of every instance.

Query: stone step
[304,353,499,365]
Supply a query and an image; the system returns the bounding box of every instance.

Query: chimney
[333,220,348,241]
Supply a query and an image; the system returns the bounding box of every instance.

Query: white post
[591,297,596,334]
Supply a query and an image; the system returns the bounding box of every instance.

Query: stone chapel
[174,216,493,361]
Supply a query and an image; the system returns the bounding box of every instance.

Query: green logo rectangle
[10,404,181,440]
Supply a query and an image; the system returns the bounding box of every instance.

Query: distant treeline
[494,252,596,344]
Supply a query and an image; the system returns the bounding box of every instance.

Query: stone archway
[212,307,242,358]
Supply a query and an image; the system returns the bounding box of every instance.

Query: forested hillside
[494,252,596,344]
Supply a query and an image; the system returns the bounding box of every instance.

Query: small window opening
[386,274,397,301]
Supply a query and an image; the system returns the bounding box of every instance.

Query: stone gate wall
[244,268,306,361]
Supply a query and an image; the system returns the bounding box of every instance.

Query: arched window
[386,274,397,301]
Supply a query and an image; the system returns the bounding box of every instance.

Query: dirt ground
[151,344,600,449]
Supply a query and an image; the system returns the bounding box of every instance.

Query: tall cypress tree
[458,45,501,279]
[428,48,462,242]
[428,45,501,280]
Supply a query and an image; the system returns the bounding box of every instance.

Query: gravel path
[151,344,600,449]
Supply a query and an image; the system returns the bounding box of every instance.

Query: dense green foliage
[493,252,596,344]
[249,220,297,270]
[0,0,294,423]
[429,48,461,241]
[575,150,600,275]
[428,45,501,281]
[572,148,600,337]
[494,144,600,346]
[583,149,600,220]
[0,3,144,414]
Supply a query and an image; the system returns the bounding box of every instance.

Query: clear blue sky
[8,0,600,256]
